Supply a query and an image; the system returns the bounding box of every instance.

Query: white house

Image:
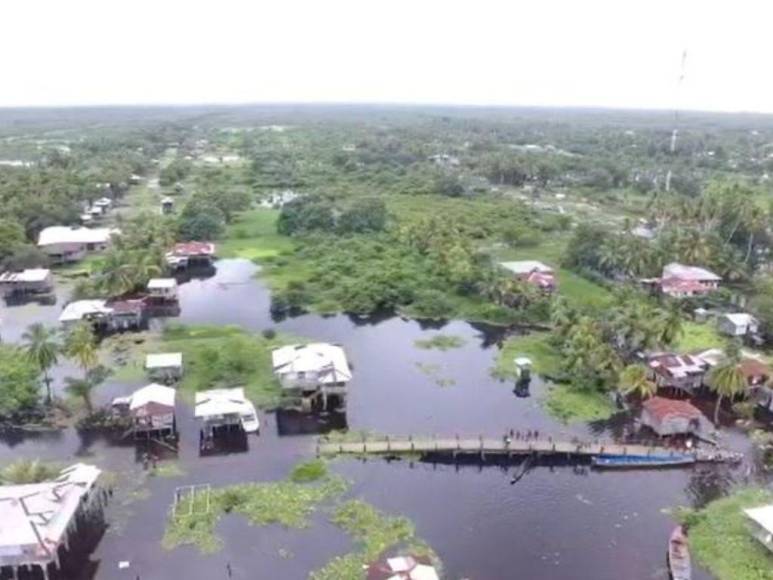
[658,263,721,297]
[272,343,352,411]
[37,226,118,264]
[147,278,178,302]
[717,313,759,337]
[114,383,176,437]
[59,299,144,331]
[744,504,773,553]
[0,464,104,580]
[0,269,53,296]
[59,300,112,325]
[194,387,259,435]
[499,260,557,291]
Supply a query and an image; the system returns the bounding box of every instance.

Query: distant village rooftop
[662,262,721,282]
[37,226,118,247]
[499,260,553,275]
[169,241,216,257]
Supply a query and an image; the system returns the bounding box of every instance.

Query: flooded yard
[0,259,760,579]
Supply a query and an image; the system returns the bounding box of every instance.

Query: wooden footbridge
[316,434,742,464]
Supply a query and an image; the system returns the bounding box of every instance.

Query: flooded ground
[0,259,763,579]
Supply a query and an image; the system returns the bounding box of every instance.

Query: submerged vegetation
[163,470,348,554]
[414,334,466,351]
[311,500,436,580]
[680,488,773,580]
[0,459,60,484]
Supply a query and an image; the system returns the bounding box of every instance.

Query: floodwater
[0,259,762,580]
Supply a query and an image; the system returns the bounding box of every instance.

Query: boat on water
[668,525,691,580]
[591,453,696,469]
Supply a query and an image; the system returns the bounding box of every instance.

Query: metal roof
[271,343,352,384]
[145,352,183,369]
[128,384,176,411]
[745,504,773,534]
[0,269,51,283]
[38,226,118,247]
[499,260,553,275]
[147,278,178,289]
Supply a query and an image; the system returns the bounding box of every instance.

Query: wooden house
[640,397,707,436]
[0,269,53,297]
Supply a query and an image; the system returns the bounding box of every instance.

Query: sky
[2,0,772,112]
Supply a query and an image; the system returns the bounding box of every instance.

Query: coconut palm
[619,364,656,399]
[127,248,163,289]
[21,323,59,404]
[706,343,746,426]
[64,366,109,415]
[63,321,98,375]
[657,303,684,347]
[97,249,133,296]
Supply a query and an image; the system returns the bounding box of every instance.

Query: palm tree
[97,249,133,296]
[63,322,98,375]
[619,364,656,399]
[127,248,163,288]
[21,323,59,404]
[657,303,684,347]
[706,343,746,426]
[64,366,109,415]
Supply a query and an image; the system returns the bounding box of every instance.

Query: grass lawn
[682,487,773,580]
[161,324,296,408]
[676,321,727,352]
[102,324,300,409]
[543,384,616,423]
[493,332,563,379]
[218,209,296,261]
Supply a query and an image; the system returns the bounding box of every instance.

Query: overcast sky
[2,0,772,112]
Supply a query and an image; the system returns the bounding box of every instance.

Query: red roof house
[170,241,216,257]
[641,397,706,436]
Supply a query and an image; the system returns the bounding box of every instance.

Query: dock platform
[316,434,742,464]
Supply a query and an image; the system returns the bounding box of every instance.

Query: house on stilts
[0,464,107,580]
[112,384,177,440]
[271,343,352,411]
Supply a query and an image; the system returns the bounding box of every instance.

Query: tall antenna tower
[665,50,687,192]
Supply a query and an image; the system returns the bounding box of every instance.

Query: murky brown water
[0,259,762,580]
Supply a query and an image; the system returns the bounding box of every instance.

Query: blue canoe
[592,453,695,469]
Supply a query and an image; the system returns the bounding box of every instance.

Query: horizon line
[1,100,772,117]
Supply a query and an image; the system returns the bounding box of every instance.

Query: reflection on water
[275,409,348,437]
[0,259,758,580]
